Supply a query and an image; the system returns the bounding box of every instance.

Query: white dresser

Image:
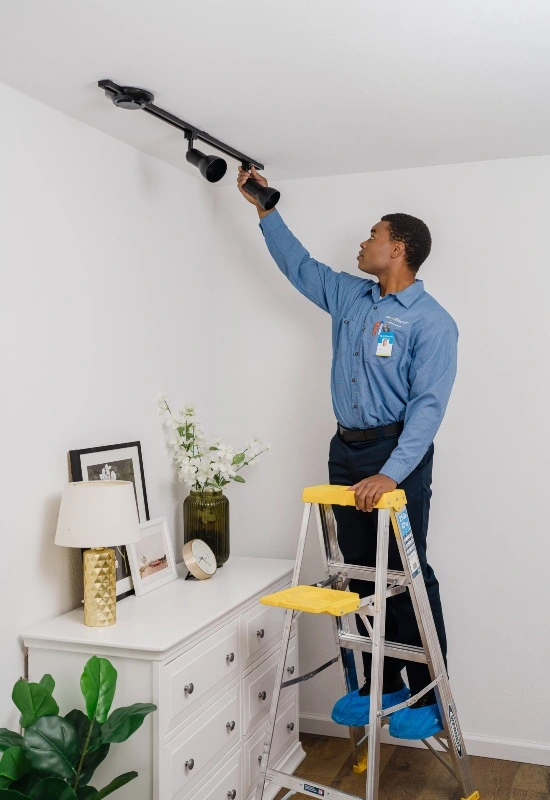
[22,556,306,800]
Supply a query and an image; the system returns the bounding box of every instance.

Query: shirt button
[354,352,358,356]
[362,327,365,332]
[344,319,349,324]
[353,404,358,409]
[374,305,378,309]
[352,378,356,383]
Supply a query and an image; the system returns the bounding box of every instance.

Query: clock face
[191,539,217,576]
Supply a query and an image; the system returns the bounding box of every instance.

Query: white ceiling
[1,0,550,187]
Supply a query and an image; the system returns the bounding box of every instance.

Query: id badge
[376,330,394,357]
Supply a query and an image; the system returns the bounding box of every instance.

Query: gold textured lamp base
[83,547,116,627]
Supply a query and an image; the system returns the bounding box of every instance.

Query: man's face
[357,221,396,275]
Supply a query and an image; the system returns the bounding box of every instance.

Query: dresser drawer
[163,683,240,798]
[241,601,287,669]
[243,693,298,799]
[243,637,297,734]
[159,619,240,739]
[183,747,241,800]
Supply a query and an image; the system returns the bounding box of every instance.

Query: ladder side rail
[365,507,392,800]
[316,504,368,771]
[255,503,312,800]
[390,507,475,798]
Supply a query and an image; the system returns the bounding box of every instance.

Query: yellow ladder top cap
[260,585,360,616]
[302,484,407,510]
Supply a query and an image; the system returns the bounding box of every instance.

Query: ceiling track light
[98,79,280,209]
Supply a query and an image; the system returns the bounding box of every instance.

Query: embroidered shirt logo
[386,315,410,326]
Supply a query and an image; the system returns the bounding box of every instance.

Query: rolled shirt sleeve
[380,318,458,485]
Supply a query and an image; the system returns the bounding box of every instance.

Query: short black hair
[381,213,432,273]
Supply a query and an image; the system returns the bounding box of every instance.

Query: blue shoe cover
[331,685,410,727]
[389,703,443,740]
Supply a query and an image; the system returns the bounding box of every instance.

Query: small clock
[182,539,218,580]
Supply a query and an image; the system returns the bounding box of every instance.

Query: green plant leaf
[100,705,156,745]
[29,778,77,800]
[76,745,109,788]
[0,733,24,755]
[12,683,59,729]
[75,789,96,800]
[232,475,245,483]
[0,747,30,783]
[37,677,54,697]
[7,776,40,796]
[23,717,79,780]
[80,658,117,725]
[0,790,32,798]
[64,712,101,755]
[231,453,245,465]
[92,772,137,799]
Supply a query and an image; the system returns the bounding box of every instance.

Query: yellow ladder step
[260,585,360,616]
[301,484,407,510]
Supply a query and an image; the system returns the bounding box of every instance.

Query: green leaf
[7,777,40,796]
[100,705,156,745]
[64,712,101,755]
[76,745,109,788]
[23,717,79,780]
[0,733,24,755]
[209,446,218,451]
[75,789,96,800]
[231,453,246,465]
[0,790,32,798]
[80,658,117,725]
[29,778,77,800]
[38,677,54,697]
[12,683,59,729]
[0,748,29,783]
[92,772,137,799]
[232,475,245,483]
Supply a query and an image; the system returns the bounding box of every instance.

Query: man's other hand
[347,474,397,512]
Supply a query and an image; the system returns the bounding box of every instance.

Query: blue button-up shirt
[259,209,458,484]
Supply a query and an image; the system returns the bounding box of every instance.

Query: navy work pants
[328,430,447,696]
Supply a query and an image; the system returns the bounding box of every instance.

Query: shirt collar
[370,279,424,308]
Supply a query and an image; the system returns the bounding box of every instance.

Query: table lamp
[55,481,141,627]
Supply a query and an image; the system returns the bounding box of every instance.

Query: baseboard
[299,713,550,767]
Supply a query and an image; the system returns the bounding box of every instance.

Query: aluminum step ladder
[254,484,480,800]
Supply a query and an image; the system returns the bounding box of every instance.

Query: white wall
[0,82,217,728]
[215,155,550,764]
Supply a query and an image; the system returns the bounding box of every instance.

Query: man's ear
[391,240,405,259]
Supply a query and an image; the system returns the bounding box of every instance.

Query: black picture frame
[68,441,150,600]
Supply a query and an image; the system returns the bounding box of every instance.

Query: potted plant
[0,655,156,798]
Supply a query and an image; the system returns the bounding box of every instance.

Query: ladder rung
[338,631,428,663]
[266,768,361,800]
[328,562,409,585]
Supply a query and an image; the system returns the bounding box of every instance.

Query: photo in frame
[126,517,178,596]
[68,441,150,600]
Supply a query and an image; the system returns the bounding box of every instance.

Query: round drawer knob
[226,652,235,662]
[185,758,194,770]
[226,720,236,731]
[227,791,237,799]
[184,683,194,694]
[256,629,265,638]
[258,690,267,701]
[287,665,295,675]
[287,722,295,732]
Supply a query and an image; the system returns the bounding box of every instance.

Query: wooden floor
[274,733,550,800]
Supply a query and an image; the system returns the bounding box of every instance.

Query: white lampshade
[55,481,141,549]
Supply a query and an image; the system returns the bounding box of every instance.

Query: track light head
[186,146,227,183]
[241,175,280,211]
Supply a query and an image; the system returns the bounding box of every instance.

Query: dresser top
[22,556,293,655]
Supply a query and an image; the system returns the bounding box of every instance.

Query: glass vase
[183,489,230,567]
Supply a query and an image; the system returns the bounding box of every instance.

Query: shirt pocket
[364,328,405,369]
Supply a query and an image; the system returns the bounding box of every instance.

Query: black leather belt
[337,420,404,442]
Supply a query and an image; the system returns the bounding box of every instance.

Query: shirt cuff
[379,459,409,486]
[259,209,285,234]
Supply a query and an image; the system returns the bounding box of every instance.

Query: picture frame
[68,441,150,600]
[126,517,178,596]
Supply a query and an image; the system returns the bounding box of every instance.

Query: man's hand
[347,474,397,512]
[237,166,273,218]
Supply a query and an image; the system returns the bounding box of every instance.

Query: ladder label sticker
[303,784,325,796]
[395,508,421,579]
[448,705,463,758]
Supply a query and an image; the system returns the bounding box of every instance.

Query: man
[237,165,458,740]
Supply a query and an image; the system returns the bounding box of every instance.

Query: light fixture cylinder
[186,148,227,183]
[242,177,280,210]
